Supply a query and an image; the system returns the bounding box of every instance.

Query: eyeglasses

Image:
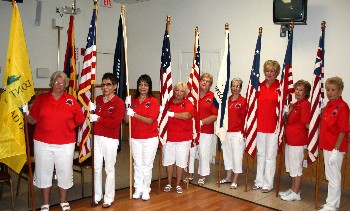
[54,81,65,86]
[101,83,113,87]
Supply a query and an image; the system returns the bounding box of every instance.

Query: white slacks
[94,135,119,204]
[255,132,278,190]
[222,132,245,173]
[323,149,344,210]
[198,133,214,176]
[132,137,158,194]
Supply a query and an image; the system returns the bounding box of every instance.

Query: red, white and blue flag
[64,15,77,98]
[214,27,230,150]
[307,27,325,163]
[244,32,262,157]
[77,1,97,163]
[187,28,200,147]
[158,20,172,145]
[276,29,294,149]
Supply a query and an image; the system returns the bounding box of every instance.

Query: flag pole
[120,5,132,199]
[91,0,98,206]
[217,22,229,189]
[24,116,35,211]
[314,21,326,209]
[276,21,294,197]
[158,15,171,194]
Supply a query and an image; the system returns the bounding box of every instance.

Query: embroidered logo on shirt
[66,99,73,106]
[332,110,337,116]
[108,107,114,113]
[182,102,186,108]
[145,102,151,108]
[275,88,281,94]
[235,103,241,108]
[206,98,211,103]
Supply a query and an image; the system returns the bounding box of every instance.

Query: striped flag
[214,26,230,149]
[113,12,127,100]
[77,2,97,163]
[0,3,35,173]
[244,32,262,157]
[64,15,77,98]
[158,18,172,145]
[276,29,294,149]
[307,26,325,163]
[187,27,200,146]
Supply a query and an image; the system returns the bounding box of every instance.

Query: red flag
[187,27,200,147]
[307,26,325,164]
[64,15,77,98]
[77,2,97,163]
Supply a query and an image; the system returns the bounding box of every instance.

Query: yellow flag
[0,4,35,173]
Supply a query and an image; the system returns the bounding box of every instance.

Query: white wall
[0,0,349,104]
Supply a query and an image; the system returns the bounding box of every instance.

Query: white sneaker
[279,189,292,197]
[281,191,301,201]
[132,191,142,199]
[318,204,337,211]
[142,192,150,201]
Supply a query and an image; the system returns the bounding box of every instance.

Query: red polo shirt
[319,97,349,152]
[257,80,280,133]
[285,98,311,146]
[94,95,125,139]
[228,95,247,133]
[199,91,218,134]
[167,98,195,142]
[30,91,85,144]
[130,96,159,139]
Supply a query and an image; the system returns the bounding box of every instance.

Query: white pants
[33,140,75,189]
[132,137,158,194]
[223,132,245,173]
[187,145,198,174]
[323,149,344,210]
[198,133,214,176]
[255,132,278,190]
[94,135,119,204]
[285,144,305,177]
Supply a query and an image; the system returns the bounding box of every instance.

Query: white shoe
[132,191,142,199]
[281,191,301,201]
[318,204,337,211]
[279,189,292,197]
[142,192,150,201]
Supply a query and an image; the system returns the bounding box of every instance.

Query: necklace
[103,94,114,103]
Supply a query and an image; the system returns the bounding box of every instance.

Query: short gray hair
[49,71,69,88]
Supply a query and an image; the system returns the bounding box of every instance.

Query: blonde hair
[326,76,344,91]
[263,60,281,76]
[49,71,69,88]
[173,82,189,97]
[200,73,213,86]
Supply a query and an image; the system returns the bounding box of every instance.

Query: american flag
[64,15,77,98]
[214,26,230,149]
[276,29,294,149]
[113,12,127,100]
[307,26,325,163]
[158,17,172,145]
[244,31,262,157]
[187,27,200,146]
[77,2,97,163]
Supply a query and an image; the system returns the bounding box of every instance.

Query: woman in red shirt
[280,80,311,201]
[318,77,349,211]
[163,82,195,194]
[219,78,247,189]
[125,74,160,201]
[28,71,85,211]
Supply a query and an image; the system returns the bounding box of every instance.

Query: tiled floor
[1,141,349,211]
